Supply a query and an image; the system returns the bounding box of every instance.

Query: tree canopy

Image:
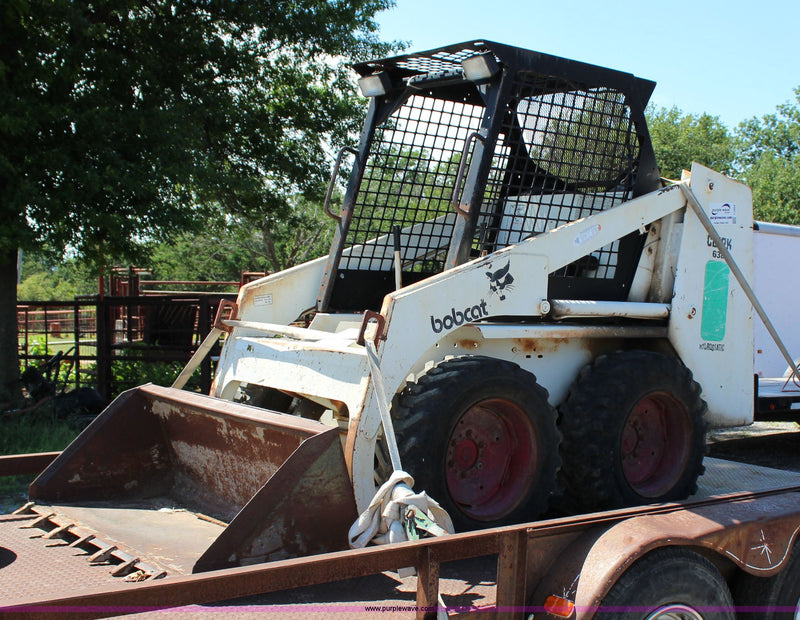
[1,0,394,263]
[148,195,334,280]
[646,98,800,224]
[0,0,395,401]
[735,88,800,223]
[646,106,735,181]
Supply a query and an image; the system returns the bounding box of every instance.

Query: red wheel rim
[621,391,691,498]
[445,398,537,521]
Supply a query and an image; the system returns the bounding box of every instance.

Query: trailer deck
[4,456,800,618]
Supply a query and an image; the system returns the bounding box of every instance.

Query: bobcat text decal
[430,300,488,333]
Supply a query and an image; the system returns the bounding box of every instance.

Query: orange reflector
[544,594,575,617]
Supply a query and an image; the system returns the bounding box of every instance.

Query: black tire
[601,547,735,619]
[558,350,707,513]
[734,543,800,619]
[393,356,561,532]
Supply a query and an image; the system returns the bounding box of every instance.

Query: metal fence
[18,294,237,400]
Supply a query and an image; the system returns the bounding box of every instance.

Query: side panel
[669,164,754,427]
[375,182,690,408]
[213,336,370,414]
[236,257,327,326]
[348,187,689,510]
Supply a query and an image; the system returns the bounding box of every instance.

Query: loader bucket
[27,384,357,574]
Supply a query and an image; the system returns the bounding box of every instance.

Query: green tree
[150,196,334,280]
[18,251,97,300]
[735,88,800,223]
[646,106,735,180]
[0,0,394,402]
[241,196,335,273]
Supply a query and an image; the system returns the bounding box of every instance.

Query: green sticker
[701,260,729,342]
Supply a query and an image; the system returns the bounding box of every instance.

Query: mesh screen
[393,47,487,76]
[476,77,639,279]
[339,72,640,284]
[340,93,485,272]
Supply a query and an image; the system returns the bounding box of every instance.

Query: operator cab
[317,40,660,312]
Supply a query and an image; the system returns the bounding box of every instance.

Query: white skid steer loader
[26,42,766,574]
[210,41,756,529]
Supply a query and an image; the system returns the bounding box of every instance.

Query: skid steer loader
[20,40,761,577]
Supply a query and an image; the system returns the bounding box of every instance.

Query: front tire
[393,356,560,531]
[558,350,707,513]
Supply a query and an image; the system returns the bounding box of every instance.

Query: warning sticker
[254,293,274,307]
[573,224,601,247]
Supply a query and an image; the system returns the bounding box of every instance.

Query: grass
[20,333,96,348]
[19,335,99,363]
[5,336,197,512]
[1,409,81,455]
[1,405,84,512]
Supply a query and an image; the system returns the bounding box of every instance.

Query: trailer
[754,222,800,416]
[3,451,800,618]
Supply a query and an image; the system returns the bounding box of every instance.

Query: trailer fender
[532,492,800,615]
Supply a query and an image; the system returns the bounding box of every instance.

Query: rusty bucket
[26,384,357,575]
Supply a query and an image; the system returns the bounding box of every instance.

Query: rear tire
[558,351,707,513]
[601,547,735,619]
[734,543,800,619]
[393,356,560,531]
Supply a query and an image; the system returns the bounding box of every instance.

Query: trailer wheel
[393,356,560,531]
[601,547,734,619]
[558,351,706,512]
[734,543,800,619]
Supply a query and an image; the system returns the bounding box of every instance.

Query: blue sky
[375,0,799,129]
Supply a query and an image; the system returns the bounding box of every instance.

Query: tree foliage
[739,154,800,224]
[735,88,800,223]
[149,196,334,281]
[646,99,800,224]
[646,106,735,180]
[0,0,395,401]
[18,251,96,300]
[1,0,393,263]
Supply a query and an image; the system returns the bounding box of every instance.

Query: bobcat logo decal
[486,261,514,301]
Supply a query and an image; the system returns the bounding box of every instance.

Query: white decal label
[254,293,274,307]
[710,202,737,225]
[573,224,601,247]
